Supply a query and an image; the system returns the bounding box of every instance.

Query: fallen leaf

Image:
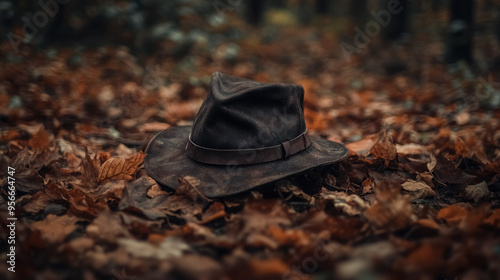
[30,214,78,244]
[361,178,374,194]
[97,151,145,183]
[346,137,376,156]
[370,130,397,165]
[401,241,447,273]
[138,122,170,133]
[483,209,500,226]
[118,237,190,260]
[299,210,365,242]
[119,177,169,220]
[401,180,435,200]
[81,148,99,188]
[455,112,470,125]
[227,257,290,280]
[364,184,416,230]
[427,154,437,172]
[463,181,489,203]
[22,181,68,213]
[14,169,44,194]
[177,176,210,206]
[226,199,291,243]
[86,210,132,242]
[146,183,168,198]
[416,172,435,188]
[318,190,367,216]
[28,129,52,151]
[276,180,314,203]
[432,154,477,185]
[415,219,440,230]
[436,205,469,226]
[396,143,428,155]
[169,255,223,280]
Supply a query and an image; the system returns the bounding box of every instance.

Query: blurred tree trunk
[497,16,500,45]
[245,0,264,26]
[315,0,330,15]
[444,0,474,64]
[495,6,500,44]
[349,0,367,27]
[269,0,286,8]
[298,0,313,25]
[431,0,445,12]
[384,0,409,41]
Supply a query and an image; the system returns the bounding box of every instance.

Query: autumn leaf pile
[1,13,500,280]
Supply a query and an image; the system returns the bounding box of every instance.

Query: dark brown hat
[144,72,348,197]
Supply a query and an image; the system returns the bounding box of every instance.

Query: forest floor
[1,14,500,280]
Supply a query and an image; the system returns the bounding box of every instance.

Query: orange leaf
[97,152,145,184]
[28,129,51,151]
[484,209,500,226]
[436,205,469,226]
[346,136,376,156]
[370,130,397,165]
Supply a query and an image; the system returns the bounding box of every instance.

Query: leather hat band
[185,130,311,166]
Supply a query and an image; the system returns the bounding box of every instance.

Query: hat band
[185,130,311,166]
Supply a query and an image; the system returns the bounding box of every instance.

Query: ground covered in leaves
[1,11,500,280]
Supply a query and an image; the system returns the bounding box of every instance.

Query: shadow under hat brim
[144,126,348,198]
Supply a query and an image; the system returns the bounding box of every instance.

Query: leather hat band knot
[185,130,310,166]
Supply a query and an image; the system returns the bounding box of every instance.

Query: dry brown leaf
[97,151,145,183]
[244,258,290,279]
[455,112,470,125]
[416,172,435,188]
[401,180,436,200]
[463,181,490,203]
[396,143,428,155]
[118,237,190,260]
[346,137,376,156]
[31,214,78,244]
[370,130,397,165]
[177,176,210,206]
[483,209,500,226]
[432,154,478,184]
[415,219,440,230]
[28,129,52,150]
[427,154,437,172]
[401,242,447,272]
[277,181,314,203]
[362,178,374,194]
[0,129,19,142]
[364,185,416,230]
[81,147,99,188]
[138,122,170,133]
[319,190,367,216]
[436,205,469,226]
[146,184,168,198]
[86,210,132,242]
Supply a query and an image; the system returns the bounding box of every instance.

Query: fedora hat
[144,72,348,198]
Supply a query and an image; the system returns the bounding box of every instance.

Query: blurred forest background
[1,1,500,280]
[1,0,499,67]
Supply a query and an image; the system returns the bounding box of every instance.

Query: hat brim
[144,126,348,198]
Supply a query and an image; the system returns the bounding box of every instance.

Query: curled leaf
[427,154,437,172]
[436,205,469,225]
[463,181,489,203]
[402,180,435,200]
[370,130,397,165]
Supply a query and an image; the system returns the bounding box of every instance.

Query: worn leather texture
[185,129,311,165]
[144,72,349,198]
[191,72,306,149]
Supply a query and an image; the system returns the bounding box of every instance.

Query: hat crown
[190,72,306,150]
